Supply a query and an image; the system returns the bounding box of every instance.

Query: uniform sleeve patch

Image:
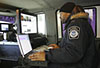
[68,26,80,39]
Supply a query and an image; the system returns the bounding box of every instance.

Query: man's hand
[48,44,60,49]
[28,52,45,61]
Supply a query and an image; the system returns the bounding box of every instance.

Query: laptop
[16,34,47,66]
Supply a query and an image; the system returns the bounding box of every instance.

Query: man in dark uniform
[29,2,97,68]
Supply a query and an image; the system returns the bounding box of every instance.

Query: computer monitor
[0,23,12,32]
[1,24,8,31]
[20,13,37,34]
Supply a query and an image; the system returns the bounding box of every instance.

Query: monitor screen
[16,34,32,57]
[0,23,12,32]
[1,24,9,31]
[20,13,37,34]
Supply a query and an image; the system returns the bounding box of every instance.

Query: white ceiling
[0,0,67,9]
[0,0,100,13]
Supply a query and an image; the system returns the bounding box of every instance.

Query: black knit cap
[60,2,76,13]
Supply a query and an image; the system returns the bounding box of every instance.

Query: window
[37,14,47,35]
[84,8,97,37]
[56,10,62,39]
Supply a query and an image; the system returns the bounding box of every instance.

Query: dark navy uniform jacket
[41,12,97,68]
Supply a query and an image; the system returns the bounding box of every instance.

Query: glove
[48,44,60,49]
[28,52,45,61]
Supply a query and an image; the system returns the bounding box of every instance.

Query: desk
[0,41,47,67]
[0,42,21,61]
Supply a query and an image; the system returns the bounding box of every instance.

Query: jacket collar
[64,12,89,30]
[70,12,89,20]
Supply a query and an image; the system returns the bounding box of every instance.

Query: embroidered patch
[68,26,80,39]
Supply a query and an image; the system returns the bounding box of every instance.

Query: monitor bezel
[0,23,12,32]
[17,10,37,34]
